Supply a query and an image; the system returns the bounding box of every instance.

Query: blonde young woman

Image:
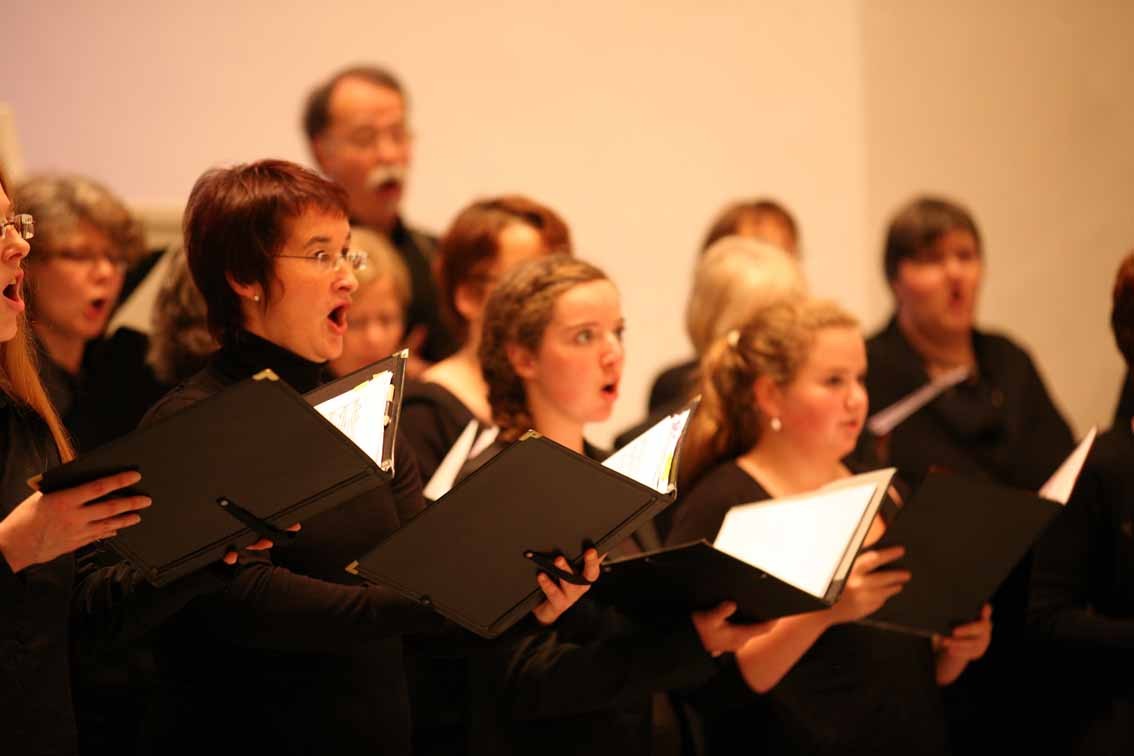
[669,298,991,756]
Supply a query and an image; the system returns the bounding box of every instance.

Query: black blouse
[137,330,442,756]
[861,317,1075,491]
[668,460,950,756]
[1028,422,1134,750]
[400,379,477,486]
[0,396,222,756]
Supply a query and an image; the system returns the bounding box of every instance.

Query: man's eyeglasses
[341,123,412,151]
[0,214,34,241]
[277,248,369,273]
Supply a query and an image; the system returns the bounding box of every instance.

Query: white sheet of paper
[602,408,692,493]
[713,481,879,598]
[424,420,478,501]
[314,370,394,465]
[1038,427,1097,504]
[867,365,970,436]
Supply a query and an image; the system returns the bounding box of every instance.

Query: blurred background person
[400,195,570,483]
[327,226,411,378]
[14,174,164,450]
[303,65,455,367]
[645,235,806,418]
[700,197,800,258]
[861,194,1075,752]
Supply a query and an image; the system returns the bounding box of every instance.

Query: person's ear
[226,273,263,304]
[507,342,538,381]
[753,374,784,422]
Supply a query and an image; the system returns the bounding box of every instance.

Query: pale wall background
[6,0,1132,444]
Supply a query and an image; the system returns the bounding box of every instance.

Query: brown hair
[183,159,349,344]
[883,195,982,282]
[148,248,217,385]
[14,174,146,266]
[680,298,858,484]
[479,256,607,441]
[0,169,73,460]
[1111,250,1134,368]
[436,195,571,344]
[303,65,406,142]
[701,198,799,254]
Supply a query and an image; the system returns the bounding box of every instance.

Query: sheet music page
[714,482,878,598]
[315,370,394,464]
[867,365,970,436]
[602,408,692,493]
[1039,427,1097,504]
[423,420,480,501]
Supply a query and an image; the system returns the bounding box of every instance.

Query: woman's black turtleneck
[136,330,441,756]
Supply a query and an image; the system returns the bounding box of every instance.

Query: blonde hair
[350,226,411,306]
[148,248,217,385]
[479,256,609,441]
[685,236,806,355]
[680,298,857,484]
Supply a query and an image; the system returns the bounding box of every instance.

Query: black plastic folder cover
[595,468,895,623]
[865,475,1060,637]
[350,401,698,639]
[32,362,402,587]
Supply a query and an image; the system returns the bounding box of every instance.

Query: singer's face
[892,229,982,340]
[521,280,625,428]
[312,77,411,230]
[776,326,868,460]
[0,186,31,343]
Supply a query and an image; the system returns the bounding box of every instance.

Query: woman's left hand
[531,548,602,625]
[940,603,993,662]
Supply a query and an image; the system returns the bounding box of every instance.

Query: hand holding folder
[31,351,410,587]
[349,400,700,638]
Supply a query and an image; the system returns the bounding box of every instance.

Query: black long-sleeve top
[668,460,950,756]
[400,379,476,486]
[137,330,444,756]
[861,317,1075,491]
[0,395,222,756]
[412,438,716,756]
[1027,422,1134,751]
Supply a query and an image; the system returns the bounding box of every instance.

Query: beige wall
[862,0,1134,436]
[8,0,1131,442]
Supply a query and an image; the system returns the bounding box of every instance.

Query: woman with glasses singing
[13,175,165,450]
[137,159,595,756]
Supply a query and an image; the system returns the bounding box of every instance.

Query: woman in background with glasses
[13,174,164,451]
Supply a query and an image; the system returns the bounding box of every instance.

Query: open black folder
[31,352,409,587]
[593,468,896,623]
[348,401,698,638]
[862,429,1096,637]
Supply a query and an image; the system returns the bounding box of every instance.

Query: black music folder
[348,401,698,638]
[594,468,895,623]
[864,429,1096,636]
[32,352,409,587]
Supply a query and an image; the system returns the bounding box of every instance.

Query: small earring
[770,417,783,432]
[252,294,261,303]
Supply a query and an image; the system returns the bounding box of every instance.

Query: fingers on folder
[531,548,601,625]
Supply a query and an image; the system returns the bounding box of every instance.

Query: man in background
[303,65,456,366]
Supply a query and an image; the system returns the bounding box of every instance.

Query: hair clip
[726,329,740,348]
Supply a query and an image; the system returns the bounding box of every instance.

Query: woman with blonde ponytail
[669,298,992,756]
